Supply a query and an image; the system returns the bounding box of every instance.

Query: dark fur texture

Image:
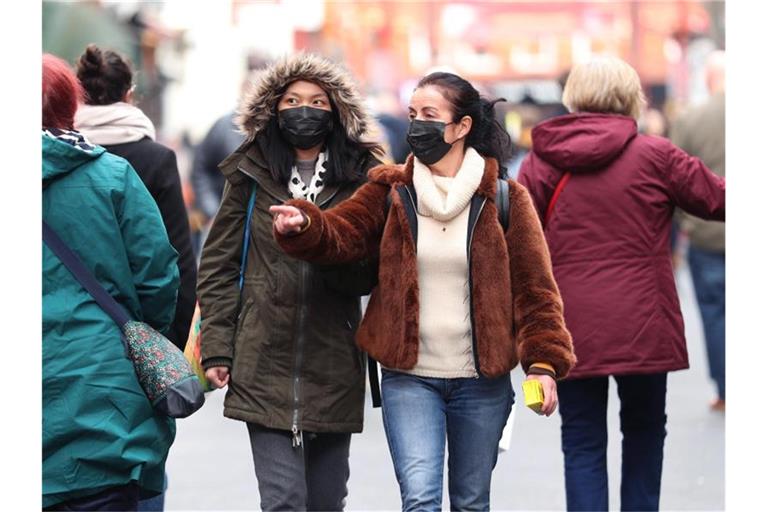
[276,156,576,378]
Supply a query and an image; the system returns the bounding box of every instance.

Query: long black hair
[416,72,513,168]
[258,85,383,186]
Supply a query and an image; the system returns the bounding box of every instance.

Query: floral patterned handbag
[43,221,205,418]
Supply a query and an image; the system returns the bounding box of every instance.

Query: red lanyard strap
[544,171,572,228]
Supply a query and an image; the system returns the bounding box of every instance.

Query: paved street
[165,262,724,511]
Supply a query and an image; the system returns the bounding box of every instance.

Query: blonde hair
[562,56,646,120]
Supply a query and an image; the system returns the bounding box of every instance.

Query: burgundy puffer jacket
[518,113,725,379]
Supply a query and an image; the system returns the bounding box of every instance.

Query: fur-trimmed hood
[236,52,371,143]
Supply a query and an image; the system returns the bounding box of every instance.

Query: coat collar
[368,151,500,200]
[220,140,341,204]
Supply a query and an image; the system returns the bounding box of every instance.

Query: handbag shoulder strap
[239,181,259,291]
[42,221,130,328]
[544,171,572,228]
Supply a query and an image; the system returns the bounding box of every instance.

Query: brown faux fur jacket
[275,155,576,378]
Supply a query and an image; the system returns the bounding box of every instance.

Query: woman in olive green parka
[197,53,381,511]
[42,54,179,510]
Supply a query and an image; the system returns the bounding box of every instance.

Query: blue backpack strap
[239,181,259,291]
[42,221,131,329]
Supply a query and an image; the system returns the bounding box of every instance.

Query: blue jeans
[558,374,668,511]
[381,370,513,512]
[687,246,726,400]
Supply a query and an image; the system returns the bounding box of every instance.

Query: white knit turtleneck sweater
[402,147,486,378]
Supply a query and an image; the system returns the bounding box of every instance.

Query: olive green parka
[197,53,380,433]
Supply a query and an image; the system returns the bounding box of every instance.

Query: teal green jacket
[42,134,179,507]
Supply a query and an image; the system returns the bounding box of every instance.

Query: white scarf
[412,147,485,222]
[288,152,327,204]
[74,102,156,145]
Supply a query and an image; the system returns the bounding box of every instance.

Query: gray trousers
[247,423,352,512]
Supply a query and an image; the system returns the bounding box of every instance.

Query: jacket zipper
[467,198,488,377]
[291,187,340,446]
[291,261,309,447]
[242,160,339,446]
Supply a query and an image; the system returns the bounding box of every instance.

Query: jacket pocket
[232,297,255,361]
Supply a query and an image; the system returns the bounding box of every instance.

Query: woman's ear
[123,85,136,104]
[456,115,473,139]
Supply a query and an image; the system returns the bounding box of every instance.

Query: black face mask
[278,106,333,150]
[406,119,455,165]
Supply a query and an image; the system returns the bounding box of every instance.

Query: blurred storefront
[43,0,724,141]
[315,1,723,105]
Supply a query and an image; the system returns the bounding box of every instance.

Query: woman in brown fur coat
[272,72,575,511]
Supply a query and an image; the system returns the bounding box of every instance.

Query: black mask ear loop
[445,120,468,146]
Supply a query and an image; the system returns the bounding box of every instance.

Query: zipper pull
[291,425,302,448]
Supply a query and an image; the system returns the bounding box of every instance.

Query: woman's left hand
[525,374,559,416]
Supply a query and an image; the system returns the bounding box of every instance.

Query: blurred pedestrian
[191,56,272,253]
[670,50,726,411]
[189,74,264,258]
[197,53,382,512]
[271,71,576,511]
[370,89,411,163]
[518,56,725,512]
[42,53,179,511]
[190,110,242,232]
[188,110,242,261]
[74,44,196,353]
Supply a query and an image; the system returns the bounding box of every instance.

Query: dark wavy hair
[257,83,383,186]
[76,44,133,106]
[416,72,513,169]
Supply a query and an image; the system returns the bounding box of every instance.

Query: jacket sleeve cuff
[526,362,557,379]
[273,199,324,259]
[202,357,233,370]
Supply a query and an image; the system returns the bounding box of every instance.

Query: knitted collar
[412,147,485,222]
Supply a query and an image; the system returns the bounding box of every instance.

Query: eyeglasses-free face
[277,80,332,113]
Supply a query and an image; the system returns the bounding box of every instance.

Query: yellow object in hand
[522,379,545,414]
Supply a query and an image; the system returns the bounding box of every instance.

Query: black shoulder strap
[385,184,418,247]
[397,184,418,246]
[496,178,510,232]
